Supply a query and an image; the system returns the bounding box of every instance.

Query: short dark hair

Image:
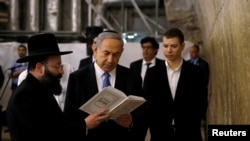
[163,27,184,44]
[192,44,200,52]
[140,36,159,49]
[18,44,27,51]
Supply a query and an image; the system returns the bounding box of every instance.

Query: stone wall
[190,0,250,124]
[164,0,202,44]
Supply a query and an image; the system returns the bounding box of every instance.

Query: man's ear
[93,46,98,54]
[36,62,44,74]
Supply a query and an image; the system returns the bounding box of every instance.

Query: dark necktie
[102,72,111,88]
[145,63,151,74]
[143,63,151,88]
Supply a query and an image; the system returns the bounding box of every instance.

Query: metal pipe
[9,0,19,31]
[44,0,61,31]
[121,0,124,33]
[69,0,81,32]
[88,0,92,26]
[107,12,121,29]
[85,0,114,30]
[124,8,127,32]
[142,13,165,31]
[26,0,39,32]
[155,0,159,37]
[131,0,154,35]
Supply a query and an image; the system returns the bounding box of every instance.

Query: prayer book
[79,87,146,119]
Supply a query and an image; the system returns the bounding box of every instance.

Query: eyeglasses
[44,64,64,69]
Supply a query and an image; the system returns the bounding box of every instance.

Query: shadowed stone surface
[190,0,250,124]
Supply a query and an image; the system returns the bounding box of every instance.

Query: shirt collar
[165,59,183,71]
[143,58,156,66]
[94,62,116,79]
[192,58,199,64]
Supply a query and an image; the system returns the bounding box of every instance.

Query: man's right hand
[84,108,111,129]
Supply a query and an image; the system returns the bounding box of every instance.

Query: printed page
[110,95,146,119]
[79,87,146,119]
[79,87,127,114]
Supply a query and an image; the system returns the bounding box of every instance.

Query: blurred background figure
[7,44,28,93]
[129,36,164,140]
[130,36,164,84]
[4,44,28,133]
[188,44,210,88]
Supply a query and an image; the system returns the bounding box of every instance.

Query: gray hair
[96,31,124,48]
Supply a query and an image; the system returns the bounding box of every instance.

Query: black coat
[129,58,164,139]
[129,58,164,75]
[7,74,86,141]
[78,56,93,69]
[188,57,210,86]
[64,63,145,141]
[144,60,207,141]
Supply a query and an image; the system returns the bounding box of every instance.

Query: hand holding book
[79,87,146,119]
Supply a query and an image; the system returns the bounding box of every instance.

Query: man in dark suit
[188,44,210,88]
[64,31,145,141]
[144,28,207,141]
[129,36,164,140]
[188,44,210,136]
[130,36,164,84]
[6,33,110,141]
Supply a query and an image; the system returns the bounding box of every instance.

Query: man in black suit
[64,31,145,141]
[129,36,164,140]
[130,36,164,84]
[144,28,207,141]
[188,44,210,88]
[6,33,110,141]
[188,44,210,132]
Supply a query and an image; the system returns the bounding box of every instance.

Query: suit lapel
[174,61,188,101]
[114,65,124,90]
[134,60,143,74]
[87,64,99,98]
[157,64,174,102]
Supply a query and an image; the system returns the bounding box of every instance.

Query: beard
[40,68,63,95]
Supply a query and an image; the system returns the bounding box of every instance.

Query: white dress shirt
[94,62,116,92]
[141,58,156,82]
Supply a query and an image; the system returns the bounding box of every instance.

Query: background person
[188,44,210,89]
[129,36,164,140]
[7,44,28,92]
[130,36,164,84]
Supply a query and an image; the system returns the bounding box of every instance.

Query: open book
[79,87,146,119]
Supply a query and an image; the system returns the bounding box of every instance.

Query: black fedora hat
[17,33,72,63]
